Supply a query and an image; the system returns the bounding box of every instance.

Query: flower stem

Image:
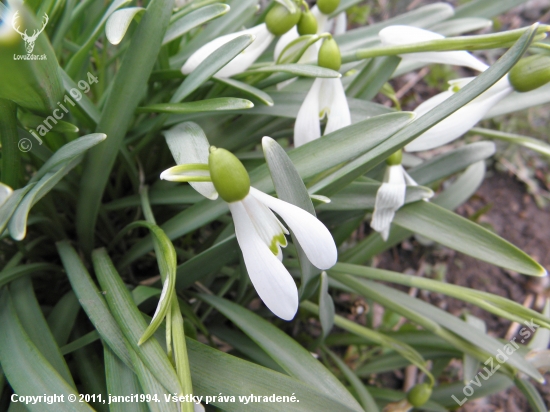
[0,99,19,188]
[342,25,550,64]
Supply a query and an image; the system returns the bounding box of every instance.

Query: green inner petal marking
[269,233,288,255]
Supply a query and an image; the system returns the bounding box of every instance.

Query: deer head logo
[12,11,48,54]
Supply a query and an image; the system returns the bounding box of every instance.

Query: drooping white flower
[370,163,427,241]
[406,76,513,152]
[181,24,274,78]
[160,122,337,320]
[378,25,489,72]
[294,77,351,147]
[0,182,13,208]
[228,187,337,320]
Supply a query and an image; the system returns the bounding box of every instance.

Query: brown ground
[375,171,550,411]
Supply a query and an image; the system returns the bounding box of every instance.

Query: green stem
[0,99,20,188]
[343,25,550,64]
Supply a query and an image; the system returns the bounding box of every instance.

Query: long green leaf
[10,276,75,387]
[392,201,546,276]
[163,3,229,44]
[104,346,149,412]
[137,98,254,114]
[0,289,93,412]
[92,248,183,395]
[198,294,364,412]
[77,0,174,253]
[56,241,133,369]
[171,34,254,103]
[186,336,362,411]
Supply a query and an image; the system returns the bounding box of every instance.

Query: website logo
[12,11,48,60]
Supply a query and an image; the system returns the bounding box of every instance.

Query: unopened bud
[317,0,340,15]
[407,383,432,407]
[297,10,318,35]
[265,3,302,36]
[208,147,250,203]
[385,150,402,166]
[318,37,341,71]
[508,55,550,93]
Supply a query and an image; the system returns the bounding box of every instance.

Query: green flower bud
[265,4,302,36]
[317,0,340,15]
[508,55,550,93]
[208,146,250,203]
[297,10,318,35]
[318,37,341,71]
[386,150,402,166]
[407,383,432,407]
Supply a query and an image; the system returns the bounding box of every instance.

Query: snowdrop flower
[160,123,337,320]
[406,76,512,152]
[370,151,430,240]
[294,37,350,147]
[181,24,274,78]
[378,25,489,72]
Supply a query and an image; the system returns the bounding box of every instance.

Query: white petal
[105,8,145,45]
[370,165,406,241]
[241,194,288,260]
[321,78,351,135]
[151,276,170,322]
[379,25,488,72]
[294,78,323,147]
[250,188,337,269]
[333,12,347,35]
[274,27,299,62]
[182,24,274,78]
[406,79,512,152]
[229,201,298,320]
[312,6,329,34]
[526,349,550,373]
[0,183,13,207]
[529,299,550,351]
[163,122,217,199]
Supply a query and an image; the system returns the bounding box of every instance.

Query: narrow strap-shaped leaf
[0,289,94,412]
[330,273,545,382]
[323,348,380,412]
[163,3,230,45]
[238,64,341,78]
[262,136,318,296]
[92,248,183,395]
[198,294,364,412]
[0,263,57,289]
[214,77,274,106]
[392,201,546,276]
[186,337,361,411]
[30,133,107,183]
[77,0,174,253]
[514,376,548,412]
[104,346,149,412]
[47,290,80,346]
[10,276,76,387]
[9,157,81,240]
[137,98,253,114]
[56,241,133,369]
[171,34,254,103]
[127,346,179,412]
